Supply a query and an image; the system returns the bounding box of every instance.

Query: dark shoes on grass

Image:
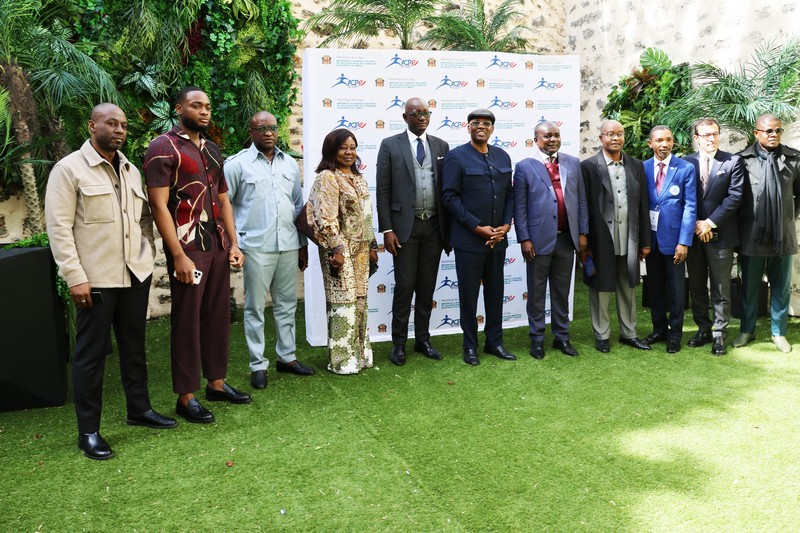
[78,432,114,460]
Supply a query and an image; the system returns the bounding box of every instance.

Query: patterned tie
[700,156,711,193]
[656,162,665,195]
[416,138,425,165]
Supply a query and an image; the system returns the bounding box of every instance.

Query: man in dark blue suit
[642,126,697,353]
[683,118,743,355]
[442,108,516,366]
[514,122,588,359]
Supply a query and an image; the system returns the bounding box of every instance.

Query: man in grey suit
[732,114,800,353]
[376,97,451,366]
[581,120,652,353]
[683,118,743,356]
[514,121,588,359]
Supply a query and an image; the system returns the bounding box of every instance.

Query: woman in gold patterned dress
[308,129,378,374]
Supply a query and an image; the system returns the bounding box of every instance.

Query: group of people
[44,85,799,461]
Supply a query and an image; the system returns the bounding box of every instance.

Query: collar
[654,153,672,168]
[700,150,718,161]
[172,125,206,149]
[406,129,428,145]
[247,142,284,163]
[602,151,624,166]
[538,149,558,163]
[80,139,129,169]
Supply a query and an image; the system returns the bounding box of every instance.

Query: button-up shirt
[224,143,305,252]
[143,126,228,252]
[603,151,628,255]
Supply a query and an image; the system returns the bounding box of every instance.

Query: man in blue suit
[442,108,516,366]
[514,122,588,359]
[642,126,697,353]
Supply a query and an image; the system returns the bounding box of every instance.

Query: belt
[416,213,437,221]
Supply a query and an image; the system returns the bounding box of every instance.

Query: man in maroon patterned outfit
[145,86,251,423]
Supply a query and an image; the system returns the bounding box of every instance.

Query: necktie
[545,158,568,231]
[416,138,425,165]
[656,162,665,195]
[700,157,711,193]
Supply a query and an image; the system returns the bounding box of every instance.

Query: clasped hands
[475,224,510,248]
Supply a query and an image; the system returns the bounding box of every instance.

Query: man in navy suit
[442,108,516,366]
[642,126,697,353]
[683,118,743,355]
[376,97,451,366]
[514,122,588,359]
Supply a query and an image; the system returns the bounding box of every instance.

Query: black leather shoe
[127,409,178,429]
[688,330,713,347]
[463,348,479,366]
[530,340,545,359]
[78,432,114,460]
[620,337,652,350]
[390,344,406,366]
[414,340,442,360]
[206,383,252,404]
[176,397,215,423]
[553,339,578,356]
[666,338,681,353]
[711,337,727,356]
[484,345,517,360]
[251,370,267,389]
[276,360,316,376]
[595,339,610,353]
[642,332,667,345]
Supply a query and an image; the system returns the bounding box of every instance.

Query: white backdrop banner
[301,49,580,347]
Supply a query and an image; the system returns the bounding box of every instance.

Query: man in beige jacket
[46,103,176,460]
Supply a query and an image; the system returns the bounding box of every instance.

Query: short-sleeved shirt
[143,126,228,251]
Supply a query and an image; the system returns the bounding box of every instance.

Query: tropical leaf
[640,47,671,74]
[148,100,178,133]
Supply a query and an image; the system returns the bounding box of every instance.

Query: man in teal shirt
[225,111,314,389]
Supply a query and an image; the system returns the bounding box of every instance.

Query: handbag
[294,202,321,247]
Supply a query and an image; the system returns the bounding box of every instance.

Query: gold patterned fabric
[309,169,375,374]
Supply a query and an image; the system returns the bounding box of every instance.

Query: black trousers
[454,249,506,350]
[390,216,443,344]
[73,275,152,434]
[645,240,686,341]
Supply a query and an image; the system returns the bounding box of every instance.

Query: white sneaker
[771,336,792,353]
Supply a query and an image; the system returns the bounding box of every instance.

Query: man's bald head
[249,111,278,154]
[90,103,124,122]
[88,103,128,159]
[403,97,431,136]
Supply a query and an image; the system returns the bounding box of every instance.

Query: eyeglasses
[407,111,432,118]
[602,132,624,139]
[469,120,493,128]
[251,125,279,133]
[755,128,784,135]
[695,132,720,139]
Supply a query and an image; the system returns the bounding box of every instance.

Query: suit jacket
[682,150,744,249]
[513,152,588,254]
[737,142,800,256]
[643,155,696,252]
[442,143,514,254]
[581,150,651,290]
[375,131,451,252]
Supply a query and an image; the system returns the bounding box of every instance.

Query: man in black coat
[376,97,451,365]
[581,120,652,353]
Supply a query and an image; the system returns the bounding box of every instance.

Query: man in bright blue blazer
[642,125,697,353]
[514,122,588,359]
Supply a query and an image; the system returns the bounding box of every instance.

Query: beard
[182,115,209,133]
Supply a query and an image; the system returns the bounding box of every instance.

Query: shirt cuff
[707,218,717,229]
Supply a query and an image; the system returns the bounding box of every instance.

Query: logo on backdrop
[334,116,367,130]
[538,116,564,127]
[386,54,419,68]
[488,96,518,109]
[532,77,564,91]
[436,314,460,328]
[490,136,517,148]
[503,295,516,303]
[504,257,516,266]
[436,116,469,130]
[331,73,367,88]
[486,55,517,69]
[435,276,458,291]
[386,96,404,110]
[435,75,469,89]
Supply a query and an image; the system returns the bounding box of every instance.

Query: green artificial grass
[2,282,800,532]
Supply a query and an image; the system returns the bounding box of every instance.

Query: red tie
[545,158,568,231]
[656,162,665,195]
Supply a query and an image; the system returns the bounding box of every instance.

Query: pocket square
[437,155,445,160]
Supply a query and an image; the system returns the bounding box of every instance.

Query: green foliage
[602,48,693,159]
[658,38,800,145]
[304,0,443,50]
[419,0,530,52]
[3,232,76,352]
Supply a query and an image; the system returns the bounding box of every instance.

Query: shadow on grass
[1,282,796,531]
